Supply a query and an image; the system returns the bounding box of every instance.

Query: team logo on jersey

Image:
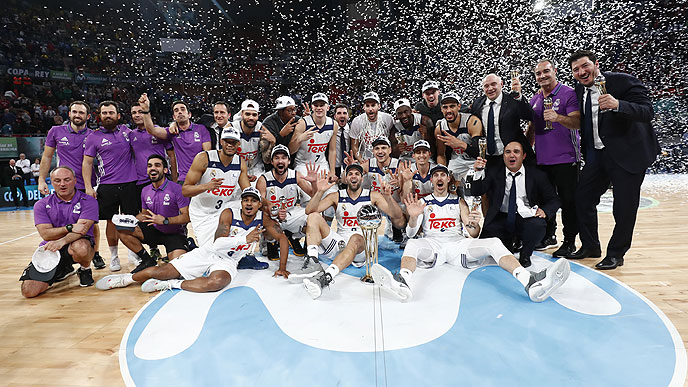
[554,99,561,107]
[194,132,200,142]
[163,193,171,206]
[151,137,158,144]
[307,139,329,153]
[208,185,236,197]
[58,136,69,146]
[45,204,51,209]
[72,202,81,214]
[210,170,217,178]
[269,188,275,196]
[101,138,112,146]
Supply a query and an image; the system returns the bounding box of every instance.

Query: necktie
[506,172,521,232]
[487,101,496,155]
[582,89,595,163]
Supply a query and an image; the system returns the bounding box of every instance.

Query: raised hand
[260,127,276,143]
[297,127,317,143]
[316,170,335,192]
[437,130,462,149]
[404,193,426,218]
[280,117,297,136]
[473,157,487,171]
[168,121,179,135]
[342,150,356,167]
[246,226,265,243]
[380,181,394,197]
[204,177,224,191]
[303,161,320,183]
[301,102,312,116]
[398,161,414,182]
[138,93,150,111]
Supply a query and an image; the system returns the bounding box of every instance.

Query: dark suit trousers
[481,212,546,260]
[9,180,28,207]
[576,149,645,257]
[538,163,579,242]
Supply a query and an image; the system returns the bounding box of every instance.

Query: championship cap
[221,127,241,141]
[363,91,380,104]
[274,96,296,110]
[393,98,412,111]
[429,164,450,176]
[28,245,61,282]
[271,144,290,158]
[112,214,139,232]
[241,99,260,113]
[440,92,460,104]
[413,140,431,151]
[371,135,391,147]
[241,187,262,201]
[311,93,329,104]
[345,163,364,174]
[422,80,440,93]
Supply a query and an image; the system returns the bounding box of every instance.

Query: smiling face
[241,196,260,217]
[571,56,600,88]
[395,106,413,127]
[482,74,503,101]
[534,61,557,90]
[345,169,363,191]
[241,110,258,129]
[146,157,167,183]
[271,153,289,176]
[311,101,328,118]
[334,106,349,127]
[413,148,430,166]
[68,103,88,126]
[214,104,229,127]
[373,143,391,163]
[503,141,526,172]
[431,170,450,195]
[99,105,120,129]
[131,105,144,126]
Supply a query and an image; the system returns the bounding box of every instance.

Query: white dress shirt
[16,158,31,174]
[583,86,605,150]
[499,165,537,218]
[480,92,505,155]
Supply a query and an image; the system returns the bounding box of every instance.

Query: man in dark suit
[468,73,535,166]
[567,50,659,270]
[5,159,29,208]
[470,141,560,268]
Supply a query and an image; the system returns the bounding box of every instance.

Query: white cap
[393,98,412,111]
[311,93,329,104]
[221,127,241,141]
[241,186,262,201]
[274,96,296,110]
[362,91,380,104]
[112,214,139,232]
[371,135,391,147]
[413,140,431,151]
[241,99,260,113]
[422,80,440,93]
[271,144,290,158]
[440,92,460,104]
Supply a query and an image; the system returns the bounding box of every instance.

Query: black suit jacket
[469,93,534,160]
[470,164,560,226]
[4,165,24,186]
[575,71,659,174]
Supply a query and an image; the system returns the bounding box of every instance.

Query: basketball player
[256,145,319,259]
[96,187,288,292]
[349,92,395,162]
[390,98,433,162]
[290,164,405,300]
[289,93,338,178]
[372,164,571,303]
[435,92,482,183]
[399,140,435,200]
[232,99,265,183]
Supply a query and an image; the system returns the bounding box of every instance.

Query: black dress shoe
[535,236,558,251]
[519,255,532,268]
[595,256,624,270]
[552,242,576,258]
[567,247,602,260]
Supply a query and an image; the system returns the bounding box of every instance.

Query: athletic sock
[307,245,319,258]
[168,279,183,289]
[325,264,340,278]
[136,248,152,261]
[109,245,118,258]
[513,267,531,287]
[80,265,90,270]
[400,268,413,286]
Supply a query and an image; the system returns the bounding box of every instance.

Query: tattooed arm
[214,208,234,241]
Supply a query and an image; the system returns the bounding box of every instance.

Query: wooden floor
[0,176,687,386]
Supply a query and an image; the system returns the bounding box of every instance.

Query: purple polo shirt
[141,178,190,235]
[130,128,173,185]
[34,190,99,246]
[530,82,581,165]
[166,123,210,181]
[45,124,96,189]
[83,125,138,185]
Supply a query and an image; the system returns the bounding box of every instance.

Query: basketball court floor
[0,174,686,386]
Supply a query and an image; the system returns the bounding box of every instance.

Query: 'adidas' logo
[101,138,112,146]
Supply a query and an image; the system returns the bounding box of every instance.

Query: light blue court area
[121,240,686,387]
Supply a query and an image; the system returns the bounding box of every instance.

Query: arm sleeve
[80,196,100,222]
[83,135,97,158]
[405,213,423,238]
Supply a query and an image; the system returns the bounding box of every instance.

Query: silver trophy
[357,204,382,283]
[466,196,482,230]
[278,196,287,222]
[594,74,610,113]
[543,96,553,130]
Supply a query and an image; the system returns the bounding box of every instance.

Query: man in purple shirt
[139,94,211,183]
[20,167,98,297]
[108,154,190,274]
[38,101,105,269]
[527,59,581,257]
[82,101,139,272]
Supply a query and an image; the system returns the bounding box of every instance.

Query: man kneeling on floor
[289,163,405,299]
[372,164,570,303]
[20,166,98,297]
[96,187,289,292]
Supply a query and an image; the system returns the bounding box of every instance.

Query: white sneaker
[95,274,131,290]
[288,256,324,284]
[371,263,412,302]
[526,258,571,302]
[302,272,332,300]
[110,256,121,272]
[141,278,172,293]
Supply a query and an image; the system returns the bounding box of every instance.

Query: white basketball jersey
[393,113,424,160]
[222,207,263,260]
[335,189,371,234]
[189,151,242,216]
[438,116,474,162]
[410,162,435,198]
[262,169,303,211]
[367,157,399,193]
[294,116,334,167]
[231,120,264,175]
[421,194,464,239]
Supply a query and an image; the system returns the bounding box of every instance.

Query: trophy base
[360,274,375,284]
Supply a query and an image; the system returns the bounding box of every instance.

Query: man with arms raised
[349,92,395,162]
[291,164,405,299]
[372,164,570,303]
[39,101,105,269]
[21,167,98,297]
